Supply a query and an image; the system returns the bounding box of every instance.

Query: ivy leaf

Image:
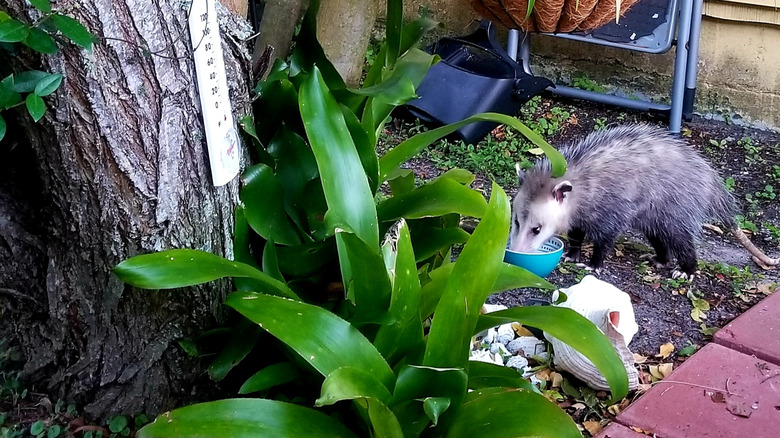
[24,27,58,54]
[0,75,21,109]
[51,14,93,50]
[0,114,6,141]
[0,19,29,43]
[26,93,46,122]
[34,73,62,96]
[13,70,49,93]
[29,0,52,13]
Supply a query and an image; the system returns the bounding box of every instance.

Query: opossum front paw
[574,263,601,275]
[563,254,581,263]
[671,270,696,281]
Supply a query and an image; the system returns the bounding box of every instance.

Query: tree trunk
[317,0,379,86]
[0,0,253,419]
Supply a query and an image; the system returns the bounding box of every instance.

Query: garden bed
[385,95,780,363]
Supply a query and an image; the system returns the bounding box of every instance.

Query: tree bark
[0,0,252,419]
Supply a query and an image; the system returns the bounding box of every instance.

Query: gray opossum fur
[509,124,779,274]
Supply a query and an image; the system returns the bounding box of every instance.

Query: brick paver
[594,422,648,437]
[615,342,780,438]
[713,290,780,366]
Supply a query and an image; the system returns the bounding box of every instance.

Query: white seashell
[496,323,515,345]
[507,336,546,357]
[483,327,497,345]
[506,355,529,371]
[544,275,640,391]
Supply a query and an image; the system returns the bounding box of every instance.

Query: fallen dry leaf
[551,372,563,388]
[726,400,753,418]
[583,420,603,436]
[512,323,536,337]
[536,368,553,381]
[658,363,674,378]
[657,342,675,359]
[633,353,648,364]
[571,402,587,410]
[635,383,653,394]
[607,404,621,416]
[711,391,726,403]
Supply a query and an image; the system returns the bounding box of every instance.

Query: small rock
[506,355,529,371]
[496,324,515,345]
[507,336,546,357]
[481,304,508,313]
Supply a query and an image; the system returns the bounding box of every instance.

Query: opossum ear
[516,163,525,186]
[552,180,573,203]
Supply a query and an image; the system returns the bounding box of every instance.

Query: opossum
[509,124,779,277]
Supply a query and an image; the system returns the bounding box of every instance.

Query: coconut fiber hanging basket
[470,0,643,33]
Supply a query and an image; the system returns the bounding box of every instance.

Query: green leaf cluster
[114,0,621,436]
[0,1,93,141]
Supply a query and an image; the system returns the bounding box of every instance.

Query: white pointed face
[509,180,573,252]
[509,197,564,252]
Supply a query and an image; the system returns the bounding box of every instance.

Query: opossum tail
[731,226,780,267]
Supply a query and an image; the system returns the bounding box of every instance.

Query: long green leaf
[467,361,538,392]
[340,104,379,193]
[137,399,359,438]
[377,177,487,222]
[225,292,395,391]
[316,366,393,406]
[423,397,450,426]
[239,362,299,394]
[475,306,629,400]
[338,231,392,324]
[0,114,5,141]
[385,0,403,66]
[373,220,424,365]
[423,183,509,368]
[379,113,567,182]
[390,365,467,433]
[420,262,553,321]
[208,320,261,381]
[241,163,302,246]
[114,249,298,300]
[299,66,378,248]
[445,388,580,438]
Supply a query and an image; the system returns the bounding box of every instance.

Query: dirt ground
[392,96,780,359]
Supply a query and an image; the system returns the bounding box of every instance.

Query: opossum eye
[531,226,541,235]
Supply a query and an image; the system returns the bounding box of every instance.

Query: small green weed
[723,177,736,192]
[754,184,777,201]
[593,117,607,131]
[738,136,764,164]
[772,165,780,182]
[697,260,762,295]
[763,222,780,243]
[571,74,606,93]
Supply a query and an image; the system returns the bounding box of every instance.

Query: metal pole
[507,29,520,61]
[683,0,704,121]
[669,0,694,133]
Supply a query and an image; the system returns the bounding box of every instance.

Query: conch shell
[544,275,640,391]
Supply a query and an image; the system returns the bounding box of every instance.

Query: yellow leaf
[658,362,674,378]
[633,353,648,364]
[551,372,563,388]
[583,420,603,436]
[648,365,664,380]
[512,323,535,337]
[656,342,674,359]
[527,147,545,155]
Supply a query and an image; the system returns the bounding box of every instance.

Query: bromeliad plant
[114,0,628,436]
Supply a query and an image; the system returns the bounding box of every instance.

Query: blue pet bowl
[504,237,564,278]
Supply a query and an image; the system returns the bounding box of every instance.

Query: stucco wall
[394,0,780,129]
